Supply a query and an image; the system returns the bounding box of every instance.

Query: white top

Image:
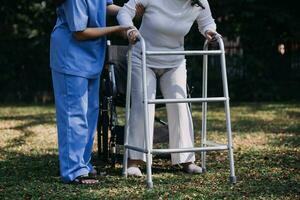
[117,0,217,68]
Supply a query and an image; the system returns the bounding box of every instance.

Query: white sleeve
[117,0,149,27]
[196,0,217,35]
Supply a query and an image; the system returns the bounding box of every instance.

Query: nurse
[50,0,130,184]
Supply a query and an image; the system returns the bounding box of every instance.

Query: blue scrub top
[50,0,113,78]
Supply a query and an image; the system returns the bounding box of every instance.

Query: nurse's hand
[73,26,134,41]
[116,26,134,39]
[135,3,145,18]
[127,29,139,44]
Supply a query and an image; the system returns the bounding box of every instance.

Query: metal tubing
[109,64,117,96]
[152,146,228,154]
[122,46,133,177]
[148,97,226,104]
[123,33,235,187]
[125,145,148,153]
[217,36,236,183]
[138,35,153,188]
[146,50,222,56]
[201,40,209,172]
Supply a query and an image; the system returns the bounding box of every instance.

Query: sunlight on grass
[0,103,299,199]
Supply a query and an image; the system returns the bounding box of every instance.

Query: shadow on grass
[205,117,300,135]
[200,149,300,199]
[0,148,59,182]
[1,146,299,199]
[192,103,300,138]
[0,113,55,122]
[205,114,300,154]
[230,102,300,112]
[1,103,299,199]
[286,110,300,119]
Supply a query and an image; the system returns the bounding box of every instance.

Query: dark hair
[53,0,66,6]
[191,0,205,9]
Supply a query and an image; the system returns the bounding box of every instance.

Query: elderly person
[117,0,218,176]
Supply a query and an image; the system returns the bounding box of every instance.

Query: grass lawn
[0,103,299,199]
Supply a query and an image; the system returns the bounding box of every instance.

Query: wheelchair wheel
[101,93,110,162]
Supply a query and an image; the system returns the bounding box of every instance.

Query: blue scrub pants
[51,70,100,182]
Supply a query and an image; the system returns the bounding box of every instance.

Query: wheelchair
[97,41,127,166]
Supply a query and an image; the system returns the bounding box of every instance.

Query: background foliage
[0,0,299,103]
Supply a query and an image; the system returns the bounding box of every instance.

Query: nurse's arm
[107,4,144,17]
[107,4,120,16]
[73,26,129,41]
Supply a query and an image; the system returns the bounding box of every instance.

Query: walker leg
[225,100,236,184]
[201,42,208,173]
[219,38,236,184]
[140,38,154,188]
[123,48,133,178]
[122,149,129,178]
[146,153,153,189]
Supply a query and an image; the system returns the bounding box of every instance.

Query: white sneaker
[127,166,143,177]
[183,163,203,174]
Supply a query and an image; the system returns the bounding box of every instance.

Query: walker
[123,33,237,188]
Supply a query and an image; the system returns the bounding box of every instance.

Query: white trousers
[129,59,195,165]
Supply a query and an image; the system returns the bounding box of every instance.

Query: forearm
[117,0,137,27]
[196,0,216,35]
[107,4,120,16]
[73,26,123,41]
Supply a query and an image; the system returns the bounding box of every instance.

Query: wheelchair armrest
[108,64,118,97]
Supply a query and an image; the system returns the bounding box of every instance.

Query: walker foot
[230,176,237,184]
[147,181,153,189]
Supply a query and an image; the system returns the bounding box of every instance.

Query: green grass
[0,103,299,199]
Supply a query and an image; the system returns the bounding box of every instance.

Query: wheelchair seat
[104,44,129,106]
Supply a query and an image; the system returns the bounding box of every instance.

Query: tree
[0,0,299,102]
